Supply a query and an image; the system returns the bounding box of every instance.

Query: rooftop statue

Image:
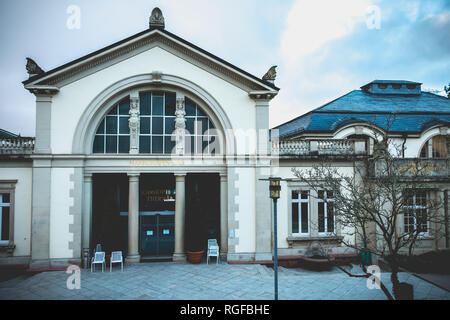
[262,65,277,82]
[26,57,44,77]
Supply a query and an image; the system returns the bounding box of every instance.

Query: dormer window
[361,80,422,95]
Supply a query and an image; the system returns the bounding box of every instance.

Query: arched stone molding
[72,73,234,155]
[333,123,385,142]
[414,126,449,158]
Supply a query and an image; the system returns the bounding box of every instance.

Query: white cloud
[280,0,370,71]
[271,0,372,128]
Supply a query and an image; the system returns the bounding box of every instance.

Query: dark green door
[140,213,174,256]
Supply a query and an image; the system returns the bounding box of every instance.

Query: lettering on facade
[397,161,447,176]
[130,159,185,166]
[142,189,174,202]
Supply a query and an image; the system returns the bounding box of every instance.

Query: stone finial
[149,7,165,30]
[26,57,44,77]
[262,65,277,83]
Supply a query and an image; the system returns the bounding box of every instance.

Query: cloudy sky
[0,0,449,136]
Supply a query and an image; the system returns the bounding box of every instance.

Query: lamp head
[269,177,281,199]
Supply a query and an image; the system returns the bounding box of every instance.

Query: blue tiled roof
[0,128,19,138]
[273,89,450,138]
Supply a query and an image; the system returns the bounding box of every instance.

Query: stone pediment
[23,28,279,93]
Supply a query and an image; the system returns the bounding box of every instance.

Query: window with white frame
[291,190,309,235]
[403,190,428,234]
[0,193,10,244]
[318,190,335,234]
[93,98,130,153]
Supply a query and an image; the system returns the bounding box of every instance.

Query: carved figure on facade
[129,98,140,153]
[262,65,277,82]
[26,57,44,76]
[175,97,186,155]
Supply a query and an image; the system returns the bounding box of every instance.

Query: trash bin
[360,250,372,265]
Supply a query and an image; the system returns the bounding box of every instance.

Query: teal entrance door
[140,212,175,256]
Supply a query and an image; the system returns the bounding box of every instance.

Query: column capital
[220,173,228,182]
[84,173,93,181]
[127,173,140,182]
[174,172,187,177]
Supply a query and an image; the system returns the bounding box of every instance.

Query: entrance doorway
[92,173,128,255]
[91,172,221,261]
[185,173,220,252]
[139,174,175,258]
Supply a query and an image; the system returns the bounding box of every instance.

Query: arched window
[92,91,219,154]
[183,96,218,155]
[93,99,130,153]
[138,91,218,154]
[138,91,176,154]
[420,135,448,158]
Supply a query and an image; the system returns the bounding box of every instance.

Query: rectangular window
[165,92,176,116]
[318,190,334,234]
[404,190,428,234]
[93,135,104,153]
[119,117,130,134]
[0,193,11,243]
[139,136,150,153]
[152,117,163,134]
[432,136,447,158]
[152,136,163,153]
[105,116,117,134]
[152,95,164,115]
[291,190,309,235]
[140,92,152,115]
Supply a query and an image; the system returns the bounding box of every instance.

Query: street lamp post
[269,177,281,300]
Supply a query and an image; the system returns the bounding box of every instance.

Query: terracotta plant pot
[187,250,204,264]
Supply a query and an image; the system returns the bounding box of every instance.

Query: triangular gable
[23,28,279,93]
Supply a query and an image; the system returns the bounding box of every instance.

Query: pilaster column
[220,174,228,260]
[35,94,53,154]
[82,173,93,263]
[255,171,272,261]
[126,173,140,263]
[29,159,52,270]
[255,99,270,155]
[173,173,186,262]
[129,92,140,154]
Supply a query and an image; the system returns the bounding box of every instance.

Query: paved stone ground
[0,262,449,300]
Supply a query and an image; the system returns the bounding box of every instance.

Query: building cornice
[24,85,59,95]
[23,30,278,93]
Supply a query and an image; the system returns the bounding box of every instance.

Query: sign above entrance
[142,189,175,202]
[130,160,184,166]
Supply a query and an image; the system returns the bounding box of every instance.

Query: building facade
[0,9,449,270]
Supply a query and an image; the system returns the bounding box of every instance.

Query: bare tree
[291,129,445,299]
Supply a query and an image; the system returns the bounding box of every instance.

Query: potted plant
[187,247,204,264]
